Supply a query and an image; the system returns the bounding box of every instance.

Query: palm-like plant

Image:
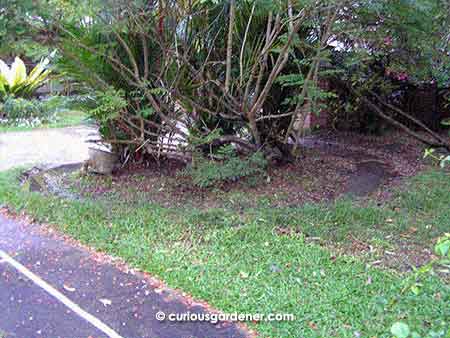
[0,52,54,99]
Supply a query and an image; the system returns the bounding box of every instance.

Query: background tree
[326,0,450,149]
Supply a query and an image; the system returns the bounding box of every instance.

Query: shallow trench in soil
[23,134,397,201]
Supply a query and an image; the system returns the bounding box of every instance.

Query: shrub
[181,146,267,188]
[0,96,57,127]
[39,95,71,114]
[83,89,127,143]
[87,89,125,123]
[53,1,341,164]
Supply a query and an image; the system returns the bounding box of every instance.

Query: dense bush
[51,0,341,164]
[326,0,450,134]
[181,146,267,188]
[0,96,59,127]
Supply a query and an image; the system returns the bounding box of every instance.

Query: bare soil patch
[65,130,431,209]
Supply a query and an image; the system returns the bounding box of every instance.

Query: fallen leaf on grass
[239,271,249,279]
[99,298,112,307]
[308,322,318,330]
[63,284,76,292]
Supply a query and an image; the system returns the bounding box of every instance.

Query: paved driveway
[0,212,248,338]
[0,126,97,172]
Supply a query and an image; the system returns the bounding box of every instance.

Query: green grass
[72,169,450,248]
[0,110,88,133]
[0,169,448,337]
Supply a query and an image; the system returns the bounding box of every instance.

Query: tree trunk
[225,0,235,94]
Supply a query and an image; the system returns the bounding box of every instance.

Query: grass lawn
[0,110,88,133]
[0,169,448,338]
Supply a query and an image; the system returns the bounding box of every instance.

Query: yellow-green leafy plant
[389,233,450,338]
[0,53,54,99]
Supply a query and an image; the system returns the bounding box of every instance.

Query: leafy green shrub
[2,96,42,119]
[86,89,127,142]
[0,94,89,128]
[181,146,267,188]
[88,89,125,123]
[40,95,71,114]
[0,96,57,127]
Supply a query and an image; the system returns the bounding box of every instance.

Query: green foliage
[326,0,450,133]
[186,128,224,149]
[39,95,72,114]
[340,0,450,86]
[88,89,126,123]
[0,0,93,61]
[54,3,172,156]
[388,234,450,338]
[0,96,55,125]
[10,0,449,164]
[0,0,44,60]
[0,94,81,129]
[434,233,450,258]
[391,323,448,338]
[183,146,267,188]
[85,88,127,142]
[1,96,41,119]
[424,148,450,168]
[423,119,450,168]
[391,322,411,338]
[0,55,52,99]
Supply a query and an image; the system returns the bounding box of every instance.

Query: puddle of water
[22,164,83,200]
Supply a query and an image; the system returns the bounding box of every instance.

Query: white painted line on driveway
[0,249,124,338]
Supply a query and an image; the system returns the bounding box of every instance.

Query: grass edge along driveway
[0,169,448,338]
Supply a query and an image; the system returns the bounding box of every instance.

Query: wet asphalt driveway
[0,211,247,338]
